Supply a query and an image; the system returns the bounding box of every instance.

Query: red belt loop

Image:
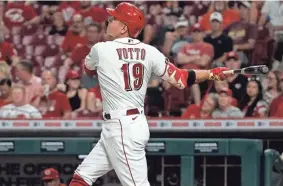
[126,108,139,115]
[103,108,140,120]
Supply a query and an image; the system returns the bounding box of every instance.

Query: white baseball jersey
[85,37,167,112]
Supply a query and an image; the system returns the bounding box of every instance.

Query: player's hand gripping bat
[223,65,269,75]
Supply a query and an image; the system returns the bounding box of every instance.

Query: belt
[104,108,140,120]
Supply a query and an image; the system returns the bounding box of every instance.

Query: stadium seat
[20,25,38,36]
[14,44,25,57]
[4,34,12,43]
[33,33,46,46]
[22,35,34,46]
[252,26,275,67]
[163,87,191,116]
[54,35,65,46]
[12,35,22,46]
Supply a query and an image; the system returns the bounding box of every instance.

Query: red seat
[15,44,25,57]
[34,45,47,56]
[163,86,191,116]
[22,35,34,46]
[4,34,12,43]
[44,56,56,68]
[11,27,21,35]
[46,35,56,45]
[20,25,38,36]
[252,26,275,67]
[32,33,46,46]
[25,45,34,56]
[12,35,22,46]
[54,35,65,46]
[42,44,59,57]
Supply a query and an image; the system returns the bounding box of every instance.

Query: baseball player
[41,168,66,186]
[69,2,229,186]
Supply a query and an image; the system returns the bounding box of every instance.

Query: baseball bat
[223,65,269,75]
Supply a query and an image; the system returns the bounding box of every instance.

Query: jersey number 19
[121,63,144,91]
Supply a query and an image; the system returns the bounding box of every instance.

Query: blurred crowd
[0,0,282,119]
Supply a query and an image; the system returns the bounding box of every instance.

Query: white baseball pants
[75,109,150,186]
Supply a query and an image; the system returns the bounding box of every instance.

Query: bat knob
[261,66,269,74]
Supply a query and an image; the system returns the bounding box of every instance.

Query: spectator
[177,23,214,70]
[269,73,283,117]
[49,12,68,36]
[41,168,66,186]
[0,26,19,65]
[199,1,240,33]
[148,74,161,88]
[225,1,258,65]
[204,12,233,65]
[77,1,108,25]
[181,94,217,119]
[136,3,157,45]
[60,23,101,76]
[168,17,191,58]
[61,14,87,54]
[87,85,102,114]
[0,84,42,119]
[3,1,40,32]
[0,62,11,80]
[35,70,71,118]
[159,10,180,55]
[264,70,282,105]
[0,78,12,107]
[212,88,243,118]
[250,1,264,24]
[210,79,238,107]
[258,1,283,63]
[274,102,283,118]
[186,1,210,25]
[58,1,80,23]
[15,61,42,105]
[162,16,190,57]
[224,51,248,104]
[240,77,268,118]
[59,23,101,85]
[63,70,87,116]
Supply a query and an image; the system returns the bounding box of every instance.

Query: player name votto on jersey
[116,48,146,61]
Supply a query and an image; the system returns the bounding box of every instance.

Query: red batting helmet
[106,2,145,38]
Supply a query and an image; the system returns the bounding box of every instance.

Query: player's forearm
[193,70,210,83]
[186,67,229,86]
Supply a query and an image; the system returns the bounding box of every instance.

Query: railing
[0,138,262,186]
[0,118,283,131]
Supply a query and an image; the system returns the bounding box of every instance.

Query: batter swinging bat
[223,65,269,75]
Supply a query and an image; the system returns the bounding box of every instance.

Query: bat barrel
[223,65,269,75]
